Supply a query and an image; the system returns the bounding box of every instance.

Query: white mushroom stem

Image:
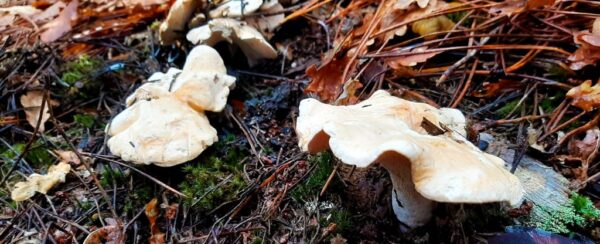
[378,152,434,229]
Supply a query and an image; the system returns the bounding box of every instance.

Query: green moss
[540,92,565,114]
[124,184,153,213]
[571,193,600,219]
[180,146,247,211]
[291,152,334,201]
[150,20,162,30]
[61,55,101,85]
[548,64,570,82]
[495,100,519,118]
[534,194,600,234]
[74,114,96,129]
[100,164,126,187]
[0,141,53,167]
[320,209,352,234]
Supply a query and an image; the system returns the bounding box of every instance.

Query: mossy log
[481,133,571,222]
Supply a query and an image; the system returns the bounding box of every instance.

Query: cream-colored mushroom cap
[209,0,263,18]
[107,45,235,166]
[296,90,524,205]
[186,18,277,66]
[126,68,182,106]
[297,90,467,154]
[172,45,236,112]
[159,0,198,45]
[107,95,217,167]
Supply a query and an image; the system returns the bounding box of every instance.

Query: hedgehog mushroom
[159,0,199,45]
[106,45,235,166]
[296,90,524,228]
[209,0,263,18]
[186,18,277,66]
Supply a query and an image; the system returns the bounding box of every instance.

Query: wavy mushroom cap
[107,95,218,167]
[296,90,524,206]
[174,45,236,112]
[209,0,263,18]
[186,18,277,66]
[159,0,198,45]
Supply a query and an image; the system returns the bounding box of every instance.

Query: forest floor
[2,0,600,243]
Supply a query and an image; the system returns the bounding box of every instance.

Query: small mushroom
[107,45,236,166]
[159,0,199,45]
[11,162,71,201]
[187,18,277,66]
[209,0,263,18]
[296,90,524,228]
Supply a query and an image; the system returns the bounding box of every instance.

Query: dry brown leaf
[40,0,78,43]
[11,162,71,201]
[305,54,353,102]
[20,90,50,132]
[558,128,600,182]
[569,31,600,70]
[33,1,66,22]
[145,198,165,244]
[566,80,600,111]
[83,218,124,244]
[385,47,442,68]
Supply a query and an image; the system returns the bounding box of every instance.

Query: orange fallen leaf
[305,54,353,102]
[385,47,442,68]
[40,0,78,43]
[83,218,124,244]
[145,198,165,244]
[566,80,600,111]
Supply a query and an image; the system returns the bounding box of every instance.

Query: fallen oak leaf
[305,54,353,102]
[566,80,600,111]
[40,0,78,43]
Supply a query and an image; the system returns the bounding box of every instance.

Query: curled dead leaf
[20,90,50,132]
[566,80,600,111]
[83,218,124,244]
[145,198,165,244]
[305,54,353,102]
[569,31,600,70]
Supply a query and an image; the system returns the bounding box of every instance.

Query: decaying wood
[482,133,571,221]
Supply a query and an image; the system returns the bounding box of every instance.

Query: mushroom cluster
[296,90,524,228]
[159,0,282,66]
[106,45,236,167]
